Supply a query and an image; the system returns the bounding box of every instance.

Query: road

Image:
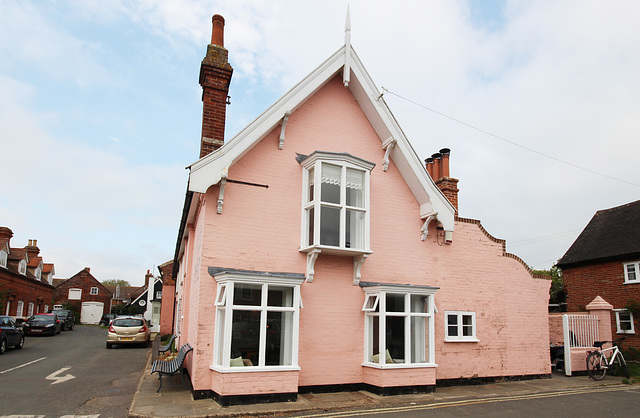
[290,385,640,417]
[0,324,149,417]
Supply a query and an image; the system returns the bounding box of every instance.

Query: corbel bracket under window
[420,212,438,241]
[382,138,397,172]
[278,111,291,150]
[353,254,369,286]
[305,249,321,282]
[217,166,229,215]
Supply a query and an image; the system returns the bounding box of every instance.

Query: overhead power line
[381,88,640,188]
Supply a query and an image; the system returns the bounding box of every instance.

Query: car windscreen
[53,310,69,316]
[31,315,54,322]
[112,319,144,327]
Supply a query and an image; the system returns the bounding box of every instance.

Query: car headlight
[46,324,54,327]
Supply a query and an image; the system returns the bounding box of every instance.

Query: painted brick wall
[564,261,640,349]
[179,75,551,396]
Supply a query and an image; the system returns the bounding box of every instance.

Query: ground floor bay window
[361,283,437,367]
[211,268,305,371]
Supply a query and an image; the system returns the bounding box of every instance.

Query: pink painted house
[170,15,550,405]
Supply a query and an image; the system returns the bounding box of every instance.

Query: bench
[157,334,176,355]
[151,343,193,392]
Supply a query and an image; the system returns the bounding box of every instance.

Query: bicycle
[586,337,630,380]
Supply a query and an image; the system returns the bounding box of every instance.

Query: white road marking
[45,366,75,385]
[0,357,47,374]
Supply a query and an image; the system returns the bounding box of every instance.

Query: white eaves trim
[188,44,455,232]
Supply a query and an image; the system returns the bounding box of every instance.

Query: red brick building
[53,267,112,324]
[558,200,640,350]
[0,227,55,319]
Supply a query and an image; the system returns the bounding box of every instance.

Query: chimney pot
[431,153,442,180]
[211,14,225,46]
[440,149,450,178]
[425,158,434,178]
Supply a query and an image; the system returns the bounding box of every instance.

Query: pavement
[129,340,629,418]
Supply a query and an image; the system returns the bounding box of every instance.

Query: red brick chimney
[426,148,459,213]
[25,239,40,258]
[199,14,234,158]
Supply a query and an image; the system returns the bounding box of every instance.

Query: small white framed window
[16,301,24,317]
[214,283,227,306]
[35,267,42,281]
[156,291,162,299]
[19,259,27,275]
[69,288,82,300]
[615,310,635,334]
[90,287,99,295]
[27,302,34,317]
[445,311,478,342]
[44,304,49,313]
[624,262,639,284]
[362,284,437,368]
[0,248,7,268]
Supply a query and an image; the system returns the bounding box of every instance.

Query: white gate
[80,302,104,324]
[562,314,599,376]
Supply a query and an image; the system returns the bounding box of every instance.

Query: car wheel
[0,338,6,354]
[16,336,24,349]
[106,342,113,349]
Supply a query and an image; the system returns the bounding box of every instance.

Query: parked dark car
[23,313,62,336]
[51,309,75,331]
[99,313,118,327]
[0,315,25,354]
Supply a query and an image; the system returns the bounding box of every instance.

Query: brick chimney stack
[25,239,40,258]
[425,148,459,213]
[199,14,234,158]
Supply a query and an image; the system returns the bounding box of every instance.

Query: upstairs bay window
[300,152,374,253]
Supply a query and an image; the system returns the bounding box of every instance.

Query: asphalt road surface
[0,324,149,417]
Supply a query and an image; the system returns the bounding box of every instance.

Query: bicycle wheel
[587,351,607,380]
[615,354,630,379]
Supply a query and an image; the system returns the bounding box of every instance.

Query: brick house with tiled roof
[558,200,640,350]
[53,267,112,324]
[0,227,55,319]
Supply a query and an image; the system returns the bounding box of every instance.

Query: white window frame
[623,261,640,284]
[18,259,27,275]
[16,300,24,317]
[0,248,7,268]
[68,288,82,300]
[35,266,42,280]
[90,287,99,295]
[299,152,375,255]
[362,285,437,369]
[212,272,304,372]
[27,302,34,317]
[156,291,162,300]
[615,309,635,334]
[444,311,479,342]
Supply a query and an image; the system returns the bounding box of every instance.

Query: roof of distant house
[558,200,640,268]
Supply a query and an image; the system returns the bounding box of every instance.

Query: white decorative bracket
[217,166,229,215]
[278,111,291,150]
[420,212,437,241]
[305,249,321,282]
[343,5,351,87]
[353,254,369,286]
[382,138,397,172]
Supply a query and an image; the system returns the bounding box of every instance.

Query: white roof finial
[343,5,352,87]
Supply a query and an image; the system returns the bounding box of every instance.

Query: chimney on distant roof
[199,14,234,159]
[426,148,459,213]
[25,239,40,258]
[145,269,153,288]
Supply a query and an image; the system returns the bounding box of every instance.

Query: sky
[1,0,639,286]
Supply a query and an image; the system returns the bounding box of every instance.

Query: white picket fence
[562,314,599,376]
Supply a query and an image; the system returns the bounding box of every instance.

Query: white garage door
[80,302,104,324]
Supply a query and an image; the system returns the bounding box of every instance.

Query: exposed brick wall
[53,268,112,317]
[563,260,640,349]
[435,177,459,213]
[0,270,55,318]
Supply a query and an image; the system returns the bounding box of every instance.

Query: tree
[101,279,131,287]
[533,265,566,307]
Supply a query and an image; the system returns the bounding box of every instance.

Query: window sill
[616,331,635,335]
[623,281,639,285]
[210,365,301,373]
[362,362,437,369]
[299,246,372,284]
[444,338,480,343]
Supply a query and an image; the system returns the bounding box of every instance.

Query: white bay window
[212,268,305,371]
[361,283,437,368]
